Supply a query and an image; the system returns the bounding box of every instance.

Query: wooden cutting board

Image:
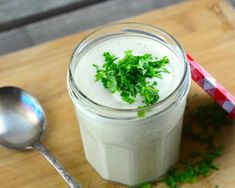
[0,0,234,187]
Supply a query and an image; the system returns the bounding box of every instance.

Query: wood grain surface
[0,0,234,187]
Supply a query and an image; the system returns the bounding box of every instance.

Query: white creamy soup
[69,33,189,186]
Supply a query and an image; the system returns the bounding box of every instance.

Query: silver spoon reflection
[0,86,81,188]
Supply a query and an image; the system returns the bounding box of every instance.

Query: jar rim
[68,22,189,116]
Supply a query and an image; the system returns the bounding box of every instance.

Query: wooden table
[0,0,234,187]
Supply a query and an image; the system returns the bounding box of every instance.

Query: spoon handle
[34,142,81,188]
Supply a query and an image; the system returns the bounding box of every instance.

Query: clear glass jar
[67,23,191,186]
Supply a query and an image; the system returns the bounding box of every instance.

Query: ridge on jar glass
[67,22,191,186]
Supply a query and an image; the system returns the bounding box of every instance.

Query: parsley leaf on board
[137,102,233,188]
[161,102,234,188]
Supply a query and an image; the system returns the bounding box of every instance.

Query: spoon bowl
[0,86,45,149]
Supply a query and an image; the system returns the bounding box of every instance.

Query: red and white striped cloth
[187,54,235,119]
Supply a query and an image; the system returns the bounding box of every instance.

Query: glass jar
[67,23,191,186]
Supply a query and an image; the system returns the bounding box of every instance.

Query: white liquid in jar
[72,35,187,186]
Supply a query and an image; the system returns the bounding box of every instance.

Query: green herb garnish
[137,183,153,188]
[93,50,170,115]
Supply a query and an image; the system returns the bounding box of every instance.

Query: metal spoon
[0,86,81,188]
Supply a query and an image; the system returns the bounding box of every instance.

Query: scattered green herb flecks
[162,145,223,188]
[137,183,153,188]
[93,50,170,116]
[161,102,234,188]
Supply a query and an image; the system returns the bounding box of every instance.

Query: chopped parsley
[162,145,223,188]
[162,102,233,188]
[139,102,233,188]
[93,50,170,115]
